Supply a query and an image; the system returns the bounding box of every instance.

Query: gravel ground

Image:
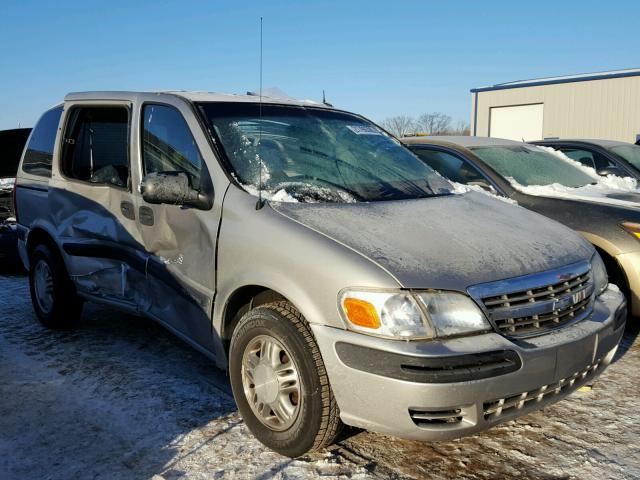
[0,273,638,480]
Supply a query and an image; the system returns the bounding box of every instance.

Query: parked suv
[15,92,626,457]
[531,139,640,181]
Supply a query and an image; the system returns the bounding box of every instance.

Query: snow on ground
[0,273,639,480]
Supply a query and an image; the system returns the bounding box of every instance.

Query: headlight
[591,252,608,296]
[621,221,640,240]
[415,291,492,337]
[338,289,491,340]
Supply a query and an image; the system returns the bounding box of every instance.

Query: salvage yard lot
[0,273,638,480]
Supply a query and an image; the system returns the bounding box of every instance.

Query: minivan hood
[271,192,593,291]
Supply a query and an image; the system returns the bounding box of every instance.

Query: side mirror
[597,166,623,177]
[140,172,212,210]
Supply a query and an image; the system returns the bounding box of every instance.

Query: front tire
[29,244,83,329]
[229,301,342,457]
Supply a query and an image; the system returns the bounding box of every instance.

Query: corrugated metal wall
[471,76,640,142]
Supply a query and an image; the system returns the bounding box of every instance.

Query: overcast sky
[1,0,639,130]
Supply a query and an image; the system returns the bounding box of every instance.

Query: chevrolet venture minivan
[14,91,626,457]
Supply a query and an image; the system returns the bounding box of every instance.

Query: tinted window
[609,145,640,170]
[412,148,486,185]
[559,148,614,171]
[22,107,63,177]
[199,102,452,203]
[61,107,130,188]
[142,105,202,189]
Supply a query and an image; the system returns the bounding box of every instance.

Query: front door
[133,101,220,354]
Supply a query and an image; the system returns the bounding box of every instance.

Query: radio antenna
[256,16,265,210]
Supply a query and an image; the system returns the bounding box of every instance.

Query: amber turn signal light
[342,298,381,329]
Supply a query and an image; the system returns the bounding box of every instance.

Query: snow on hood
[271,191,593,291]
[511,146,640,209]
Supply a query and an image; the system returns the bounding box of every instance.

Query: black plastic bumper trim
[335,342,522,383]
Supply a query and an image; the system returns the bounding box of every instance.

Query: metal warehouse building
[470,68,640,143]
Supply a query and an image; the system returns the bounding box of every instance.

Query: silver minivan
[14,91,626,457]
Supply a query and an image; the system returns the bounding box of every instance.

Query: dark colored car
[0,128,31,220]
[0,128,31,268]
[403,136,640,318]
[531,139,640,181]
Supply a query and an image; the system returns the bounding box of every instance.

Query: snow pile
[505,146,640,207]
[536,146,638,191]
[451,181,518,204]
[0,177,15,192]
[243,183,357,203]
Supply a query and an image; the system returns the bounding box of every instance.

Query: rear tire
[29,244,83,329]
[229,301,343,457]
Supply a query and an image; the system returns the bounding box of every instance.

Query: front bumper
[312,286,626,441]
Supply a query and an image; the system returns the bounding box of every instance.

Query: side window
[141,105,203,189]
[560,148,614,171]
[61,106,130,188]
[413,149,487,185]
[22,106,63,177]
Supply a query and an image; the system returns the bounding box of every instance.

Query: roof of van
[402,135,522,148]
[64,90,329,108]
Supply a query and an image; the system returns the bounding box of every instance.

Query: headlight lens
[416,291,492,337]
[338,289,491,340]
[591,252,608,295]
[621,221,640,240]
[339,290,432,339]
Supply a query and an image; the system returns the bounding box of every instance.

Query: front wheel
[229,301,343,457]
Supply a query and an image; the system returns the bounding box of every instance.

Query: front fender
[212,187,399,334]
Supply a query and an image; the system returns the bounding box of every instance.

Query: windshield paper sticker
[346,125,382,135]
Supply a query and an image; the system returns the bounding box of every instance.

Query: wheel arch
[25,226,62,265]
[220,285,289,352]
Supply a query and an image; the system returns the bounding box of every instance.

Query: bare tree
[380,116,416,137]
[416,112,452,135]
[442,119,470,136]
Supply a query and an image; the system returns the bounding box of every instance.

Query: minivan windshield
[609,145,640,170]
[198,102,452,202]
[470,145,596,188]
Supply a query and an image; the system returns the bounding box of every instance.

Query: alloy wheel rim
[241,334,302,431]
[34,260,54,314]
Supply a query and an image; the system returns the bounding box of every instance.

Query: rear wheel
[29,244,83,329]
[229,301,343,457]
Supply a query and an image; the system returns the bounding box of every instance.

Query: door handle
[139,206,154,226]
[120,201,135,220]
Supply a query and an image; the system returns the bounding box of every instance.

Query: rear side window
[141,104,203,189]
[559,148,614,171]
[22,106,63,177]
[412,148,486,185]
[61,106,130,188]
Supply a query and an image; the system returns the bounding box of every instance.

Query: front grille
[492,293,592,335]
[469,262,595,337]
[483,359,601,420]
